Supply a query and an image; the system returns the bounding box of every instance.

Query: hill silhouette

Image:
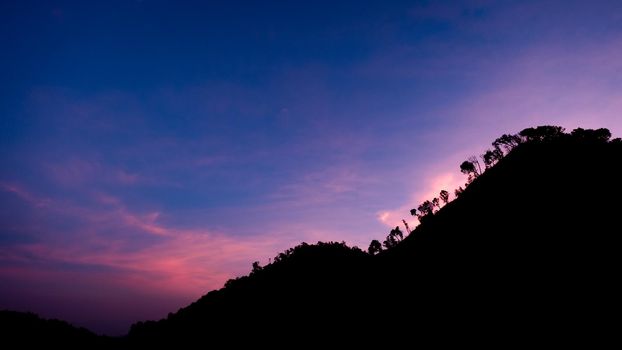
[127,126,621,346]
[2,126,620,346]
[0,310,120,347]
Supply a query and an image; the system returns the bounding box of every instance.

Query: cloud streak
[0,182,51,208]
[0,182,298,334]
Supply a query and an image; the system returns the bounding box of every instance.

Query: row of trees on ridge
[368,125,618,255]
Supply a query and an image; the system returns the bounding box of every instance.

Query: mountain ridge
[127,126,621,345]
[3,126,620,346]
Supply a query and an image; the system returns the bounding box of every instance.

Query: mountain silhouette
[3,126,620,347]
[0,310,121,347]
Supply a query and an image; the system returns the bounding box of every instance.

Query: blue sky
[2,0,622,335]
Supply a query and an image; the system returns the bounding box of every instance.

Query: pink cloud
[44,158,145,187]
[11,229,280,296]
[92,191,121,206]
[120,211,167,236]
[2,178,380,298]
[0,182,51,208]
[377,170,465,231]
[0,183,295,301]
[270,164,378,206]
[116,170,140,184]
[45,158,99,186]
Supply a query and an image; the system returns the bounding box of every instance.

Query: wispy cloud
[377,169,465,231]
[44,158,144,187]
[0,182,51,208]
[270,165,377,205]
[0,180,308,333]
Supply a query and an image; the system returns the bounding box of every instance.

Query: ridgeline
[3,126,620,347]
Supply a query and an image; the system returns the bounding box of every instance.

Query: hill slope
[0,310,120,347]
[127,128,622,345]
[3,127,620,346]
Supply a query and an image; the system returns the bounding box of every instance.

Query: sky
[1,0,622,335]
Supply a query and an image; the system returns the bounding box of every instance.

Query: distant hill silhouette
[0,310,120,347]
[3,126,620,347]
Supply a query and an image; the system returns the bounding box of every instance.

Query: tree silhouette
[460,160,475,173]
[383,234,398,249]
[460,160,479,182]
[383,226,404,249]
[469,156,483,175]
[455,186,464,197]
[402,219,412,235]
[482,147,503,168]
[391,226,403,241]
[519,125,565,143]
[462,153,491,182]
[251,261,263,274]
[368,240,382,255]
[492,134,521,152]
[571,128,611,142]
[440,190,449,204]
[417,200,435,221]
[432,197,440,210]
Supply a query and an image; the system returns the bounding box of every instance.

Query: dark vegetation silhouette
[3,126,621,346]
[0,310,119,347]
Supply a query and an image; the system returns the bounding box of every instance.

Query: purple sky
[2,0,622,335]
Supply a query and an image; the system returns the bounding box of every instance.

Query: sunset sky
[1,0,622,335]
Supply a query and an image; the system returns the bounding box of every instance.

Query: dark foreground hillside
[128,128,621,345]
[0,310,121,347]
[3,127,621,347]
[383,133,621,343]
